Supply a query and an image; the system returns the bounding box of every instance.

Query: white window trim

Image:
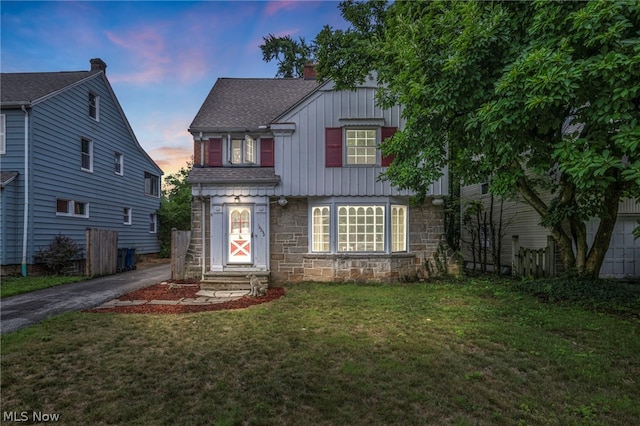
[0,114,6,154]
[89,92,99,121]
[229,135,256,165]
[124,207,132,225]
[56,199,89,218]
[81,138,93,172]
[312,206,331,252]
[149,213,158,234]
[345,128,378,166]
[309,201,409,254]
[144,172,160,197]
[115,152,124,176]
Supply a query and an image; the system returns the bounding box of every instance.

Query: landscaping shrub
[35,234,82,275]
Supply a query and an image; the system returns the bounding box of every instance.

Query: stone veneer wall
[269,197,445,284]
[183,197,209,279]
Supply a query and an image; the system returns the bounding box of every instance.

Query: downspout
[20,106,29,276]
[199,183,206,279]
[198,132,206,279]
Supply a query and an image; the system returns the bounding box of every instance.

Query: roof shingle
[0,71,99,105]
[189,78,319,132]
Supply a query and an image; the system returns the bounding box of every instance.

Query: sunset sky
[1,1,348,179]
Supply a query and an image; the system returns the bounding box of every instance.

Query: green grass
[1,275,87,298]
[2,277,639,425]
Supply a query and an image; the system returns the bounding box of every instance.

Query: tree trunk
[584,186,624,278]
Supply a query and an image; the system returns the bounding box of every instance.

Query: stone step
[200,271,269,291]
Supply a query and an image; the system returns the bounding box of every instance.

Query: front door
[228,206,252,264]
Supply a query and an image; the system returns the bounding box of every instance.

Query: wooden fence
[171,229,191,280]
[86,229,118,277]
[512,235,557,278]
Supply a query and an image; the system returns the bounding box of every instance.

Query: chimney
[90,58,107,73]
[302,62,316,80]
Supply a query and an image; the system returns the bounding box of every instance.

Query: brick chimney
[302,62,316,80]
[90,58,107,73]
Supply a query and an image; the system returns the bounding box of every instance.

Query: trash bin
[116,248,128,272]
[125,248,137,270]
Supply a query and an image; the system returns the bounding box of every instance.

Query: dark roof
[1,171,19,187]
[189,78,319,132]
[0,71,100,106]
[188,167,280,185]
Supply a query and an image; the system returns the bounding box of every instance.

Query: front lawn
[1,277,638,425]
[1,275,87,298]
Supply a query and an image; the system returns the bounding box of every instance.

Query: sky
[1,0,348,179]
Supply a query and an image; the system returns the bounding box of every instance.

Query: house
[1,58,163,275]
[460,184,640,279]
[185,66,448,286]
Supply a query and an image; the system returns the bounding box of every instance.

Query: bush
[36,234,82,275]
[510,276,640,316]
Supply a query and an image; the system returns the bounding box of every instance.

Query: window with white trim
[231,136,255,165]
[81,138,93,171]
[391,205,407,252]
[310,202,408,254]
[144,172,159,197]
[89,92,99,120]
[312,206,330,252]
[115,152,124,175]
[0,114,5,154]
[56,199,89,218]
[338,206,385,252]
[149,213,158,233]
[346,129,377,165]
[123,207,132,225]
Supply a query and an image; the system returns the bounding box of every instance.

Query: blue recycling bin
[124,248,136,270]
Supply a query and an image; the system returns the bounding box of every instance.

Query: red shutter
[208,138,222,167]
[381,127,397,167]
[325,127,343,167]
[260,138,274,167]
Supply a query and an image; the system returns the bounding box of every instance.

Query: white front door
[228,206,252,264]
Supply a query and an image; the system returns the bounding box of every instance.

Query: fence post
[512,235,520,277]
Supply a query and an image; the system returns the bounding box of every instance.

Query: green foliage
[510,276,640,315]
[35,234,82,275]
[157,164,192,257]
[315,0,640,275]
[1,275,86,298]
[260,34,315,78]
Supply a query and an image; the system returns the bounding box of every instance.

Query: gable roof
[189,78,320,133]
[0,71,101,107]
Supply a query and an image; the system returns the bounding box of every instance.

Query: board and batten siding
[272,85,448,197]
[2,74,161,266]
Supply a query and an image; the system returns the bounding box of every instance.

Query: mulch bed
[86,283,285,314]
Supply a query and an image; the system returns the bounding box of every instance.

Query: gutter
[20,106,29,276]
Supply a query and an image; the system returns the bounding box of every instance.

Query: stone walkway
[95,289,250,308]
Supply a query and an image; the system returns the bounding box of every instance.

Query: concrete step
[200,271,270,291]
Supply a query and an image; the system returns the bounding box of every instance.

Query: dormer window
[231,136,255,165]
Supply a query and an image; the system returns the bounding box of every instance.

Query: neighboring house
[460,184,640,278]
[186,66,448,285]
[1,58,163,275]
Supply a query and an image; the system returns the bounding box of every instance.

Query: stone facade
[183,196,445,283]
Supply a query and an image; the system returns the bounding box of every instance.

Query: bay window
[310,201,408,254]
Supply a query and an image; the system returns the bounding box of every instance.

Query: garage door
[587,216,640,279]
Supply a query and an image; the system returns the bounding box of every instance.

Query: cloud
[263,1,308,16]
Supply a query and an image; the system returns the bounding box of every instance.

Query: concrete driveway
[1,263,170,335]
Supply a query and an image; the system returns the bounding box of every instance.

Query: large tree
[314,0,640,278]
[157,164,192,257]
[260,34,315,78]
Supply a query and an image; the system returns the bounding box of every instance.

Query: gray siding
[273,85,448,198]
[1,110,27,264]
[1,74,162,266]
